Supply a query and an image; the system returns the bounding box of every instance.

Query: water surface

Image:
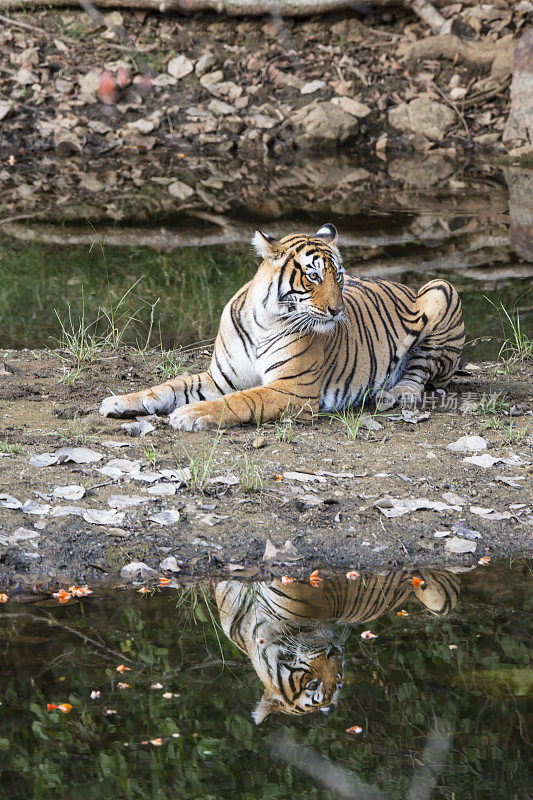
[0,561,531,799]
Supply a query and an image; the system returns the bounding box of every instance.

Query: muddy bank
[0,348,531,589]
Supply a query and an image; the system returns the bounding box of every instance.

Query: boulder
[290,102,358,149]
[503,28,533,156]
[388,96,455,141]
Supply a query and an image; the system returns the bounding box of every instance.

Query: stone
[207,98,234,116]
[447,436,487,453]
[289,102,358,149]
[330,18,369,43]
[331,96,371,118]
[444,537,477,554]
[79,69,102,98]
[388,96,456,141]
[120,561,158,581]
[168,180,194,201]
[14,68,38,85]
[195,52,217,77]
[167,55,194,80]
[388,156,454,187]
[504,28,533,155]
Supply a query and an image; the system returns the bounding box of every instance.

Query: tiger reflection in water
[215,570,460,725]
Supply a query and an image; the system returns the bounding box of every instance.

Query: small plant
[506,419,530,445]
[237,454,263,493]
[481,418,504,431]
[55,414,94,446]
[141,442,158,467]
[156,350,186,382]
[272,401,300,443]
[474,392,508,415]
[0,440,20,455]
[181,427,224,493]
[486,296,533,371]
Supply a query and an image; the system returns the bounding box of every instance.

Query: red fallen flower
[68,585,93,597]
[346,571,360,581]
[58,703,72,714]
[412,577,425,589]
[397,610,408,618]
[281,576,294,585]
[361,630,377,640]
[346,725,363,734]
[159,577,170,587]
[0,593,8,603]
[53,589,71,604]
[47,703,59,711]
[98,70,118,105]
[309,570,323,588]
[116,664,131,674]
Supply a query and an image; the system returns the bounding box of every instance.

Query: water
[0,561,531,799]
[1,157,532,361]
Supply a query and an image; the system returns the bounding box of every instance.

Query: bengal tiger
[215,569,461,724]
[99,224,465,429]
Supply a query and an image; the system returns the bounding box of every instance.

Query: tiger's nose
[328,306,343,318]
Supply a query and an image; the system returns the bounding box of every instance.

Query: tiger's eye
[306,680,320,691]
[307,271,318,281]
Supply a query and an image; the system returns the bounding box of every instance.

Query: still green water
[0,562,531,800]
[1,217,531,361]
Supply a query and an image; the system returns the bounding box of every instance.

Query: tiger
[99,224,465,430]
[215,569,461,724]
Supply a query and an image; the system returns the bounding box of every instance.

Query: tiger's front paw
[169,404,220,431]
[99,395,132,418]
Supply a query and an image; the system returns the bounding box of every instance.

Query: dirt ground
[0,346,531,590]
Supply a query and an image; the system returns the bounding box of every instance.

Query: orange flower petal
[361,630,377,640]
[138,587,149,595]
[346,725,363,734]
[58,703,72,714]
[412,577,425,589]
[116,664,131,674]
[0,593,8,603]
[117,683,131,690]
[309,570,323,588]
[281,576,294,585]
[346,571,360,581]
[159,577,170,586]
[53,589,72,603]
[47,703,58,711]
[162,692,173,699]
[273,474,283,482]
[478,556,490,566]
[150,738,163,746]
[397,610,408,617]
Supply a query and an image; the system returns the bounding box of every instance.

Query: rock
[146,483,176,496]
[160,556,180,572]
[121,419,155,437]
[168,55,194,80]
[388,96,456,141]
[195,52,217,77]
[444,536,477,554]
[331,96,371,118]
[388,156,454,187]
[79,69,102,98]
[462,454,501,469]
[107,494,148,509]
[442,491,466,506]
[120,561,158,581]
[262,538,302,564]
[290,102,358,149]
[207,98,234,116]
[149,509,181,525]
[168,181,194,201]
[0,494,22,509]
[300,80,326,95]
[15,68,38,85]
[199,70,224,86]
[330,18,369,43]
[446,436,487,453]
[55,446,103,464]
[54,128,82,154]
[52,485,85,501]
[503,29,533,155]
[0,102,13,122]
[83,509,125,525]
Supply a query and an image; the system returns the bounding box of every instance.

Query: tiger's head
[250,633,345,725]
[252,223,346,334]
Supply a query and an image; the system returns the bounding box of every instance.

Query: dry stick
[431,80,471,141]
[77,0,153,74]
[0,10,132,52]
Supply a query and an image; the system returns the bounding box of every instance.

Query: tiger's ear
[252,691,278,725]
[315,223,338,244]
[252,230,283,262]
